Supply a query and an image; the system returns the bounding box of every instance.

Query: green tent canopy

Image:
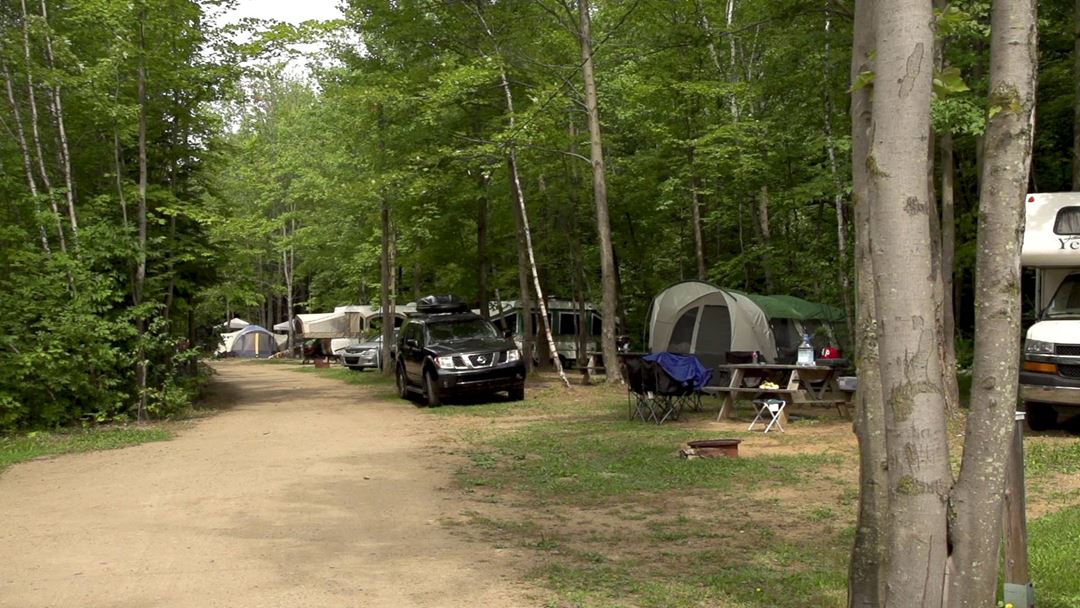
[743,294,845,323]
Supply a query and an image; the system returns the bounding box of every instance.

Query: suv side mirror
[405,338,419,349]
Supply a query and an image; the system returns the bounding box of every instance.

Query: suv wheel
[1026,402,1058,431]
[424,370,443,407]
[508,384,525,402]
[396,363,410,400]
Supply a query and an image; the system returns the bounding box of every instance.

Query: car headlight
[436,355,458,369]
[506,349,521,362]
[1025,339,1055,355]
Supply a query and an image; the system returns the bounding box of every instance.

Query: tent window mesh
[773,319,800,349]
[698,305,732,353]
[1054,207,1080,235]
[669,308,699,353]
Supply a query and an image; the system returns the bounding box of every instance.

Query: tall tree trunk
[135,4,148,420]
[822,0,853,345]
[847,2,888,603]
[19,0,65,255]
[756,185,775,292]
[946,1,1037,605]
[498,65,569,387]
[283,221,295,358]
[1074,0,1080,191]
[39,0,77,250]
[578,0,620,384]
[509,160,535,374]
[869,1,952,604]
[688,146,707,281]
[477,174,490,319]
[3,61,50,253]
[377,105,395,376]
[939,132,961,412]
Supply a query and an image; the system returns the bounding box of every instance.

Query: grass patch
[1026,438,1080,477]
[0,426,171,472]
[1030,506,1080,608]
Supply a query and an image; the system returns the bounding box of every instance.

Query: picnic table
[704,363,853,423]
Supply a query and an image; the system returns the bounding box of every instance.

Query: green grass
[0,427,172,472]
[1025,438,1080,477]
[1030,506,1080,607]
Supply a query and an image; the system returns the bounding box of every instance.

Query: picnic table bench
[708,363,852,424]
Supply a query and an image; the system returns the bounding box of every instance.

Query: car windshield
[1045,274,1080,318]
[427,318,499,343]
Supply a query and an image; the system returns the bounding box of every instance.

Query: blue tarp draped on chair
[643,352,712,391]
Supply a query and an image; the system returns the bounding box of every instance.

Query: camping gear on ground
[749,398,787,433]
[623,355,701,425]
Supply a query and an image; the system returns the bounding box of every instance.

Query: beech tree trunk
[578,0,620,384]
[868,2,952,604]
[946,1,1037,605]
[847,1,887,605]
[940,132,960,412]
[378,105,395,376]
[135,4,148,419]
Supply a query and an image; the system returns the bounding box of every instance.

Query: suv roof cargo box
[416,294,470,314]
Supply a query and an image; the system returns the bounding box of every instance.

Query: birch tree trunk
[3,62,50,253]
[578,0,620,384]
[20,0,65,255]
[847,2,888,605]
[822,0,853,344]
[946,1,1037,605]
[39,0,77,249]
[868,1,953,604]
[498,65,569,388]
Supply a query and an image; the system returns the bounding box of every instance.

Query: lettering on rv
[1059,237,1080,250]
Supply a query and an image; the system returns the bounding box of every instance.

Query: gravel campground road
[0,361,536,608]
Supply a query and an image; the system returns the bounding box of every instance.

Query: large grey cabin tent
[646,281,777,369]
[225,324,278,358]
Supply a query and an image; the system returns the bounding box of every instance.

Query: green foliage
[0,426,171,472]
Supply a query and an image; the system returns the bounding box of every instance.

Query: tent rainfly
[646,281,777,370]
[737,293,845,359]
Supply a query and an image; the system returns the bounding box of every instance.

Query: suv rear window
[427,318,499,342]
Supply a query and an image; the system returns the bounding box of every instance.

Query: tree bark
[135,4,149,420]
[578,0,620,384]
[868,1,953,604]
[497,65,569,387]
[477,176,490,319]
[755,185,775,292]
[940,132,960,412]
[1074,0,1080,191]
[946,1,1037,605]
[378,104,395,376]
[19,0,65,255]
[2,61,50,253]
[39,0,78,250]
[847,2,888,604]
[688,146,707,281]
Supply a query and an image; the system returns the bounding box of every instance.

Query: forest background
[0,0,1073,429]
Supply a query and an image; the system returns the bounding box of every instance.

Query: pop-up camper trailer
[646,281,777,371]
[1020,192,1080,429]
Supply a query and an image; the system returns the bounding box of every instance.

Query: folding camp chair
[624,357,657,423]
[652,362,699,418]
[748,398,786,433]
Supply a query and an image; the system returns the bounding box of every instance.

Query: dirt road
[0,362,537,608]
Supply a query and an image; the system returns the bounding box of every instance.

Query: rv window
[698,305,732,354]
[1046,274,1080,318]
[1055,207,1080,235]
[500,313,519,333]
[669,308,699,353]
[558,312,578,336]
[591,313,602,336]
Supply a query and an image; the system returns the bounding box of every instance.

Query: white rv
[488,298,601,367]
[1020,192,1080,429]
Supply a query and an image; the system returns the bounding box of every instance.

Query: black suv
[395,295,526,406]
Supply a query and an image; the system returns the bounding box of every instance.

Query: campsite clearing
[2,362,1079,607]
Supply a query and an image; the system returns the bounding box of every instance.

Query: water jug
[797,334,814,366]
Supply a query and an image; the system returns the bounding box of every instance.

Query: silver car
[341,334,395,371]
